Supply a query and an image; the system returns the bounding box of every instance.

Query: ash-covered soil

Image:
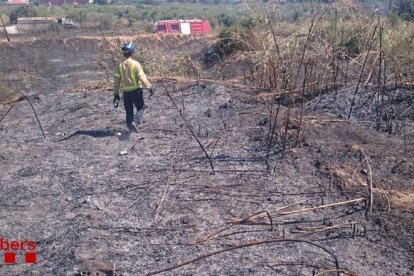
[0,32,413,276]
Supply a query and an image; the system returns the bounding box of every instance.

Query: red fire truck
[154,19,211,36]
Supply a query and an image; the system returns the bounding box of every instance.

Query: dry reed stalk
[363,51,381,87]
[358,149,374,213]
[232,199,309,224]
[298,222,366,238]
[278,198,366,216]
[376,18,385,131]
[24,93,45,138]
[263,4,284,67]
[155,144,178,219]
[195,210,271,244]
[347,24,379,119]
[196,199,308,244]
[332,10,339,90]
[314,269,357,276]
[296,63,308,145]
[98,26,119,66]
[126,186,153,209]
[294,11,323,86]
[0,15,10,42]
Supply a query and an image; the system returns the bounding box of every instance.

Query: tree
[9,6,38,25]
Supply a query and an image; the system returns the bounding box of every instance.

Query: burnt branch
[161,80,215,175]
[146,238,340,276]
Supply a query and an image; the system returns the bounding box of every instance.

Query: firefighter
[113,41,154,133]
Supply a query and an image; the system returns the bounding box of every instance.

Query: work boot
[134,109,144,124]
[128,122,139,133]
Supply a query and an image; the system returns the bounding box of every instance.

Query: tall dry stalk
[347,24,378,120]
[0,14,10,42]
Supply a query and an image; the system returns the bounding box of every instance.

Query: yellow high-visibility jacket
[113,58,152,94]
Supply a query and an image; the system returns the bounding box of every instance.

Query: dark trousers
[123,89,144,127]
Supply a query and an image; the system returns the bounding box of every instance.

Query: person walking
[113,41,154,133]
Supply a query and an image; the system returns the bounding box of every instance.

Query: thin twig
[127,186,153,209]
[298,222,366,238]
[296,63,308,145]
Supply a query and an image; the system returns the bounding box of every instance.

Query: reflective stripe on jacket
[113,58,152,93]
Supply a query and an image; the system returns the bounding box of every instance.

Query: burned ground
[0,32,413,276]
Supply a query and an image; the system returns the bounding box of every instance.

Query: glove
[113,93,120,108]
[148,88,154,99]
